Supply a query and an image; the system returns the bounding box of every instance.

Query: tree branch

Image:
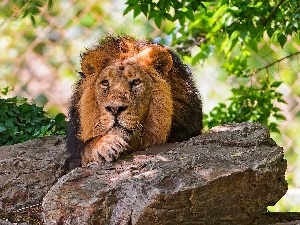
[255,51,300,73]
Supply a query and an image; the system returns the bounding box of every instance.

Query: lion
[66,35,202,169]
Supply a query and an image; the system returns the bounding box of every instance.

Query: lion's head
[77,36,174,151]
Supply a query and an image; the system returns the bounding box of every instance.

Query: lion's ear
[136,46,173,74]
[81,50,112,76]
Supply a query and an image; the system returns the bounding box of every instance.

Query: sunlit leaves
[204,81,286,133]
[124,0,206,27]
[125,0,299,58]
[0,87,67,146]
[0,0,53,25]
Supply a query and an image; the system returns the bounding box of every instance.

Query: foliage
[205,81,286,132]
[124,0,300,132]
[0,87,67,146]
[0,0,53,25]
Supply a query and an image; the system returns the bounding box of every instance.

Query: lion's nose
[105,104,127,116]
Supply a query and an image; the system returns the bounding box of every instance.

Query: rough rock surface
[42,122,288,225]
[0,136,67,224]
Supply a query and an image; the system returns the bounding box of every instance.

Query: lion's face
[93,62,152,149]
[78,43,174,151]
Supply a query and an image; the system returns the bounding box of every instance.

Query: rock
[0,136,67,224]
[0,219,29,225]
[42,122,288,225]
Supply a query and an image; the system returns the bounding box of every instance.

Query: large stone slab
[42,122,288,225]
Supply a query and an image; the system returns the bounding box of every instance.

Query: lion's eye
[131,78,141,87]
[100,79,109,87]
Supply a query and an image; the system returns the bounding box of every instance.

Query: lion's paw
[90,134,129,162]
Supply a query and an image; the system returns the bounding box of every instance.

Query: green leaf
[270,81,282,88]
[54,113,66,122]
[266,27,274,38]
[30,15,36,26]
[185,10,194,21]
[179,16,186,26]
[277,34,286,47]
[172,0,183,9]
[191,1,199,11]
[133,7,141,18]
[163,12,173,21]
[123,5,135,15]
[47,0,53,10]
[154,16,162,27]
[19,104,31,113]
[1,87,11,96]
[274,114,286,120]
[140,3,149,17]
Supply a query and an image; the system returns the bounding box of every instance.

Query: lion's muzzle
[105,103,128,117]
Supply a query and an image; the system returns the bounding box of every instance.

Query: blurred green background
[0,0,299,212]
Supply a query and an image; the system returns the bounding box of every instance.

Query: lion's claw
[90,134,129,162]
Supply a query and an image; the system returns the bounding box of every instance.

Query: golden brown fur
[66,35,202,168]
